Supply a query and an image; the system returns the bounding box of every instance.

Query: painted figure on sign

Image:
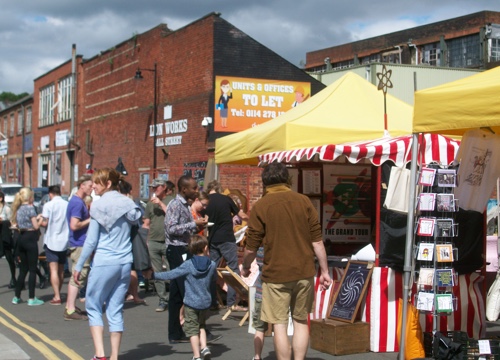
[217,79,232,128]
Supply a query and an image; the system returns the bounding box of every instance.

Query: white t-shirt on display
[454,129,500,213]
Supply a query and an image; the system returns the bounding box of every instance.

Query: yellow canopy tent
[413,66,500,135]
[215,72,414,165]
[400,66,500,357]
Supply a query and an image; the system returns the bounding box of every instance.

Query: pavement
[1,255,500,359]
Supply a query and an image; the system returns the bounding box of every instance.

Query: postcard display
[415,166,459,325]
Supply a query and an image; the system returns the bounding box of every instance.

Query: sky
[1,0,499,95]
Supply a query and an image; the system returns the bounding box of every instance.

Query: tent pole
[399,132,420,359]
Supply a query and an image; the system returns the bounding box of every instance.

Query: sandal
[230,305,248,312]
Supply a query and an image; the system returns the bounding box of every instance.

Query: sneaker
[201,347,211,359]
[27,297,44,306]
[206,331,222,344]
[75,306,87,315]
[64,309,88,321]
[12,297,21,305]
[138,281,145,288]
[168,336,190,344]
[155,301,167,312]
[192,357,202,360]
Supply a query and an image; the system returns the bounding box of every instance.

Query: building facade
[2,13,325,203]
[0,95,33,185]
[305,11,500,73]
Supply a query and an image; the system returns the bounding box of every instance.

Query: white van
[0,183,22,204]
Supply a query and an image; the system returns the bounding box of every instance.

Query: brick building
[0,95,33,184]
[305,10,500,73]
[2,13,324,206]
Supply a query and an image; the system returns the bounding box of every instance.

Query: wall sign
[213,75,311,132]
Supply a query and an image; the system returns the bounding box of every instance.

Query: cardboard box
[310,319,370,356]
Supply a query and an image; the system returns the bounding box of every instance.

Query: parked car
[0,183,22,205]
[33,187,49,213]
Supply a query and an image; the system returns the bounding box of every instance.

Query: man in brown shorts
[242,162,331,360]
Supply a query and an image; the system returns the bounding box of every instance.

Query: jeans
[166,244,190,340]
[210,241,239,307]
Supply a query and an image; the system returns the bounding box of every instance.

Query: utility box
[310,319,370,356]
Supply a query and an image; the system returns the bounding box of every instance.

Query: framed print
[437,169,457,187]
[435,294,454,313]
[436,244,454,262]
[435,269,454,287]
[416,242,434,261]
[322,164,371,243]
[419,167,436,186]
[417,218,435,236]
[419,193,436,211]
[436,218,454,237]
[418,268,434,286]
[302,169,321,195]
[436,193,455,212]
[416,292,434,312]
[328,261,373,323]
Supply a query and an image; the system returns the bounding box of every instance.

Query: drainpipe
[21,103,25,185]
[69,44,79,190]
[408,42,418,65]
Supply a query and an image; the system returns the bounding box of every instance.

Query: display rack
[414,165,460,341]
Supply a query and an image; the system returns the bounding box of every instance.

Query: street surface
[0,259,397,359]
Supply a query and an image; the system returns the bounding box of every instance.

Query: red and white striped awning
[258,134,460,167]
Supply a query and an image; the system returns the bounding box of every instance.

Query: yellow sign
[214,76,311,132]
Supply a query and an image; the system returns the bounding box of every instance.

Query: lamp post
[135,62,158,177]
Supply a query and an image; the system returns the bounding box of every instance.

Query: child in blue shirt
[145,234,215,360]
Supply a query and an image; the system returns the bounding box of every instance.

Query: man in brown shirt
[242,163,331,360]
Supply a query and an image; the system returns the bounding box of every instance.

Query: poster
[213,76,311,132]
[302,169,321,195]
[322,164,371,243]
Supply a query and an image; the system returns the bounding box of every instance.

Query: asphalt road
[0,258,401,360]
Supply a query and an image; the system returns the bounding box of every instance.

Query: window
[58,76,72,122]
[25,106,32,133]
[17,111,22,135]
[423,43,441,66]
[2,117,7,137]
[10,113,14,137]
[447,34,480,68]
[490,38,500,62]
[39,84,55,127]
[361,54,380,64]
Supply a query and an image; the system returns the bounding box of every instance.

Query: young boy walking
[144,234,215,360]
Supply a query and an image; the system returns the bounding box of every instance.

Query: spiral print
[338,270,365,307]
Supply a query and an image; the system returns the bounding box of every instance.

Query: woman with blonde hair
[73,168,142,360]
[11,187,44,306]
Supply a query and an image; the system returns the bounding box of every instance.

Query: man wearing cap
[143,178,175,312]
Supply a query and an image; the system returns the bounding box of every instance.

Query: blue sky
[1,0,499,94]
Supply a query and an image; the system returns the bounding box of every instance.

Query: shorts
[68,247,91,289]
[252,298,268,333]
[44,245,67,264]
[183,305,207,338]
[261,277,314,324]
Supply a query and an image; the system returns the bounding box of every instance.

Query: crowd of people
[0,162,331,360]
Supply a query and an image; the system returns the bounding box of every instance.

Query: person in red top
[190,191,209,236]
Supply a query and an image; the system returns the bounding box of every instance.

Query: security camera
[201,117,212,127]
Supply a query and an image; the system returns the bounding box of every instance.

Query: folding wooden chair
[216,266,249,326]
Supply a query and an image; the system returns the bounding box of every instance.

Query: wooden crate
[310,319,370,356]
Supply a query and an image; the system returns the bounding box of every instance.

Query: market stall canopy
[413,66,500,135]
[258,133,460,168]
[215,72,414,165]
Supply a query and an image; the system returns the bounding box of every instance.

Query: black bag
[131,225,151,271]
[433,332,464,360]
